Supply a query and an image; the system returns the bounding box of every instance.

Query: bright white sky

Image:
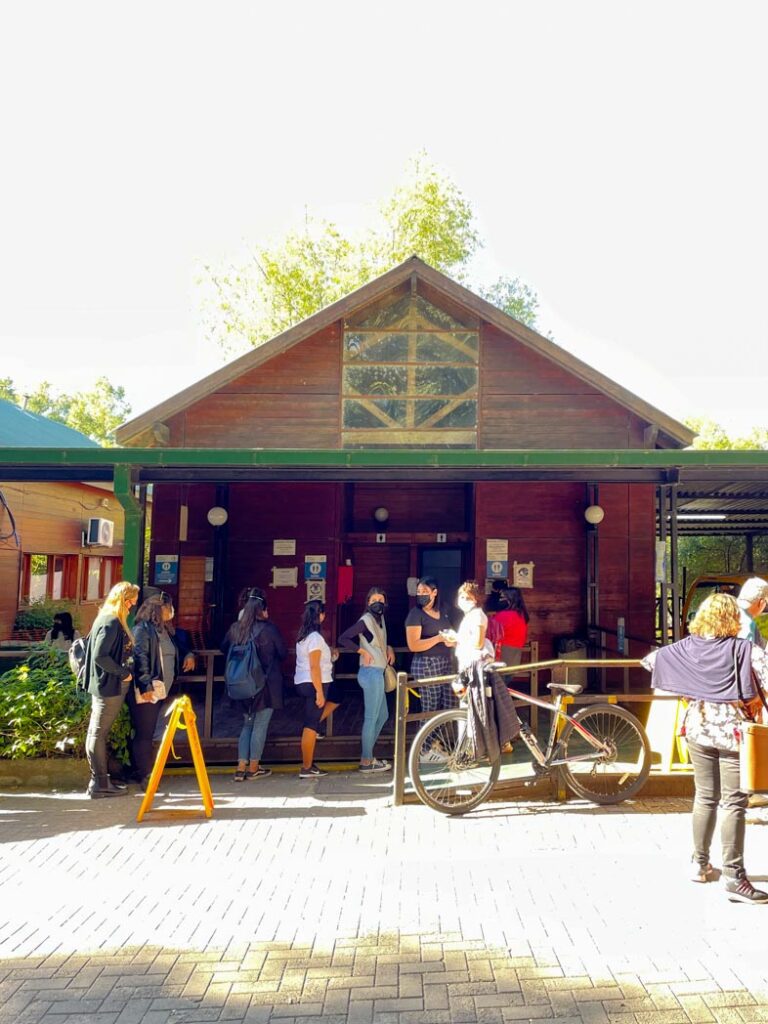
[1,0,767,440]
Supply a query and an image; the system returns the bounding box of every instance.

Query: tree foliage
[686,417,768,450]
[679,419,768,587]
[479,277,540,328]
[0,375,130,446]
[200,154,538,354]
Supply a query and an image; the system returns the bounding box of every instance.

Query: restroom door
[348,544,411,647]
[418,546,467,614]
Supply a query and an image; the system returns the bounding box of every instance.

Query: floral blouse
[642,643,768,753]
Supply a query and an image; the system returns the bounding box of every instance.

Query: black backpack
[68,635,90,691]
[224,624,266,701]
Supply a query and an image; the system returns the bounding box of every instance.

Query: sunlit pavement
[1,771,768,1023]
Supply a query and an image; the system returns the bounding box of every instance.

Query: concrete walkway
[1,769,768,1023]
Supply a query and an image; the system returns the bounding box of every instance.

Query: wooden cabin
[114,257,693,760]
[0,401,124,645]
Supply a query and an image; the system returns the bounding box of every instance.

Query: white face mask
[457,598,473,614]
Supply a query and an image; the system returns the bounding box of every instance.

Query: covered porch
[2,445,768,763]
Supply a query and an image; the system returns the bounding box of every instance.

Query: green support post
[113,464,144,585]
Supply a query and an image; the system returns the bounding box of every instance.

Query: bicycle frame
[504,683,613,769]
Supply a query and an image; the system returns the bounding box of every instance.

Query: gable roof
[0,399,99,447]
[116,256,694,448]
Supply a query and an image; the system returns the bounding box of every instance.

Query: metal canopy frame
[3,446,768,586]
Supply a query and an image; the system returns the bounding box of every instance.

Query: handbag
[362,612,396,691]
[735,643,768,793]
[133,679,166,704]
[384,665,398,693]
[740,721,768,794]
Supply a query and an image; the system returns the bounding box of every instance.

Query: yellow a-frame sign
[136,695,214,822]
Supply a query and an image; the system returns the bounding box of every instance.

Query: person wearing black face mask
[338,586,395,772]
[405,577,458,760]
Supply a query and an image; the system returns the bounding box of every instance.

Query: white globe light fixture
[206,506,229,527]
[373,507,389,524]
[584,505,605,526]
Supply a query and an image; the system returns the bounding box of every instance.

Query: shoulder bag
[363,612,397,691]
[735,643,768,794]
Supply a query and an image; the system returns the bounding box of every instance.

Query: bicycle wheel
[557,704,651,804]
[408,709,500,815]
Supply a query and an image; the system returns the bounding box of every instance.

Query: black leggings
[127,689,163,779]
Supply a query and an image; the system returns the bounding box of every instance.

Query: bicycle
[408,668,651,815]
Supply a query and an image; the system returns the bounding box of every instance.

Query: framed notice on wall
[271,566,298,588]
[513,561,535,589]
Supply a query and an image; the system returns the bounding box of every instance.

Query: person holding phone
[406,577,457,761]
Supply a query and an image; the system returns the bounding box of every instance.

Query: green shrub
[0,645,131,764]
[13,600,81,633]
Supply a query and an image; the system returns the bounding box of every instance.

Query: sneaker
[723,875,768,903]
[691,862,720,884]
[245,767,272,779]
[419,747,448,764]
[299,763,328,778]
[233,770,246,782]
[358,759,392,773]
[85,781,128,799]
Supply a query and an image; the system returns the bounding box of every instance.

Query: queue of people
[219,575,507,779]
[73,575,517,794]
[63,570,768,908]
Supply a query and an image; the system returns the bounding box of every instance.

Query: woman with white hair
[736,576,768,648]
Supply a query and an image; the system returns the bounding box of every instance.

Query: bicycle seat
[547,682,583,696]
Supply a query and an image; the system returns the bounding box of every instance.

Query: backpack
[224,625,266,701]
[486,615,504,647]
[68,635,89,691]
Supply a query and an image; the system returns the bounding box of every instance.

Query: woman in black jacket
[129,592,195,788]
[222,588,287,781]
[83,580,140,799]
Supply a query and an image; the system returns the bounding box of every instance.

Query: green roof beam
[2,447,768,469]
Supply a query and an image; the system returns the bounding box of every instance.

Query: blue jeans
[358,666,389,761]
[238,707,274,762]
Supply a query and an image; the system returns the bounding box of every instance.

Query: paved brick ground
[1,771,768,1023]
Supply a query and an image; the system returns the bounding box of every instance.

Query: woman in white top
[293,600,333,778]
[452,580,494,673]
[45,612,81,653]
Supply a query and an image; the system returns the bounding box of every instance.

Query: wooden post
[204,652,215,740]
[393,671,409,807]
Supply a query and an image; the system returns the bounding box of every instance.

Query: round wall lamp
[373,507,390,524]
[584,504,605,525]
[206,506,229,527]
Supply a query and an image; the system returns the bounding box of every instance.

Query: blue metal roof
[0,399,99,447]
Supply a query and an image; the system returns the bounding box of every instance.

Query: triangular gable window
[343,290,478,448]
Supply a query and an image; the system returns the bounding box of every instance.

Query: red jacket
[494,609,528,649]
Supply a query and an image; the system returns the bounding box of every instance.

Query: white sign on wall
[271,567,298,588]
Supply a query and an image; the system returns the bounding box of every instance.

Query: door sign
[154,555,179,585]
[304,555,327,580]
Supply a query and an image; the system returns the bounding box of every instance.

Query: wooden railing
[180,644,424,740]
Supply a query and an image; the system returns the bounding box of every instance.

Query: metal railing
[391,655,685,806]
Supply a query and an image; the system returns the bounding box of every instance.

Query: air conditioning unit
[87,517,115,547]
